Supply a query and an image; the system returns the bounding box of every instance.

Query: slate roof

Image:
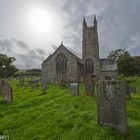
[100,58,117,71]
[42,43,82,64]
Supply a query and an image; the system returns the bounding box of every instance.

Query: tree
[117,53,139,76]
[107,49,128,61]
[133,56,140,75]
[26,69,41,75]
[0,54,18,78]
[108,49,140,76]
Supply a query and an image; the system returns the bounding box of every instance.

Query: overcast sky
[0,0,140,69]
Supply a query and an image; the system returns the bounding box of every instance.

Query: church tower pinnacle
[83,16,87,31]
[93,14,97,27]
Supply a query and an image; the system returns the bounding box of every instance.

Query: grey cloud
[35,48,46,55]
[12,38,30,49]
[18,48,46,69]
[0,39,12,51]
[51,44,58,50]
[16,53,43,69]
[0,38,46,69]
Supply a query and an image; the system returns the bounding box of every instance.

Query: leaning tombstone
[70,83,79,96]
[96,80,127,134]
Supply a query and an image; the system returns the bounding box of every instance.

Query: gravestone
[126,84,136,100]
[85,80,94,95]
[85,74,96,96]
[96,80,127,134]
[60,79,66,87]
[60,72,66,87]
[42,72,47,93]
[19,76,23,87]
[128,86,136,94]
[27,79,40,89]
[42,79,47,93]
[42,73,47,93]
[0,80,13,103]
[3,82,13,102]
[70,83,79,96]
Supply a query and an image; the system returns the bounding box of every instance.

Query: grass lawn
[0,78,140,140]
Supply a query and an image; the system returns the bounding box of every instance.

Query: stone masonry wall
[42,46,80,83]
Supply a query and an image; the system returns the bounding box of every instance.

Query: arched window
[85,59,93,74]
[56,54,67,72]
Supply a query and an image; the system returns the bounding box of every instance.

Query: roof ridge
[42,44,81,64]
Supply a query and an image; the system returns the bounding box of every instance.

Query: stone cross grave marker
[70,83,79,96]
[96,80,127,134]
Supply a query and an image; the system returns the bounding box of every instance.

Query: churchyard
[0,77,140,140]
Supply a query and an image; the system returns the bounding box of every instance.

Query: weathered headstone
[85,80,94,95]
[0,80,13,103]
[60,72,66,87]
[18,76,23,87]
[60,79,66,87]
[96,80,127,134]
[42,73,48,93]
[27,79,41,89]
[70,83,79,96]
[125,84,136,100]
[3,82,13,102]
[42,79,47,93]
[85,74,96,96]
[128,86,136,94]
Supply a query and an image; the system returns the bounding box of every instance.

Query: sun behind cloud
[29,8,54,33]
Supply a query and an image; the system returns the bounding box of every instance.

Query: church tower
[82,15,100,79]
[82,15,99,60]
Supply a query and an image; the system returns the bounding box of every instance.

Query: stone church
[42,15,118,83]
